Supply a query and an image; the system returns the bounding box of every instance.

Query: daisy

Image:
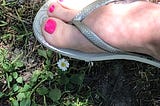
[57,58,69,71]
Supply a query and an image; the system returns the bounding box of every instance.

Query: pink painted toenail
[44,19,57,34]
[49,5,55,13]
[59,0,63,2]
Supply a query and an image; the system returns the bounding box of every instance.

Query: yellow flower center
[61,62,66,67]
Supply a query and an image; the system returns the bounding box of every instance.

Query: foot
[42,0,160,60]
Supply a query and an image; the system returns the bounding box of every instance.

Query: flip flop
[33,0,160,68]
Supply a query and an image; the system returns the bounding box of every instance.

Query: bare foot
[42,0,160,60]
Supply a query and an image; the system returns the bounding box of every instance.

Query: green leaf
[45,59,51,66]
[25,92,31,98]
[70,74,84,85]
[16,77,23,83]
[18,84,31,93]
[1,34,12,40]
[0,92,4,98]
[2,62,12,71]
[13,72,18,79]
[17,92,26,101]
[8,75,13,82]
[38,49,48,59]
[30,70,41,83]
[36,86,49,95]
[13,84,19,92]
[49,88,61,102]
[46,50,53,58]
[0,21,8,27]
[20,98,31,106]
[59,76,69,85]
[44,71,54,79]
[14,60,24,69]
[10,98,19,106]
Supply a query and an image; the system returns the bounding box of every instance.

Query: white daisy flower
[57,58,69,71]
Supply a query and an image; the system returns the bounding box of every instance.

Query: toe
[57,0,97,10]
[42,17,75,49]
[47,2,78,22]
[42,17,86,50]
[47,0,97,22]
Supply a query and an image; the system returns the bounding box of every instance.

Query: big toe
[57,0,97,10]
[42,18,75,49]
[42,18,103,52]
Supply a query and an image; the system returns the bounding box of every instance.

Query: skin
[42,0,160,60]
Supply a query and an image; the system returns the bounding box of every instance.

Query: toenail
[59,0,63,2]
[44,19,57,34]
[49,5,55,13]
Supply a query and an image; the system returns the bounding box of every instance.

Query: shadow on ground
[84,60,160,106]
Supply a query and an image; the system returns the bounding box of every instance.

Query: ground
[0,0,160,106]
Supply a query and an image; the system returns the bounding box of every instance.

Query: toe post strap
[72,20,122,53]
[71,0,122,53]
[73,0,117,21]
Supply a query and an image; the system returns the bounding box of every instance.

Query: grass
[0,0,160,106]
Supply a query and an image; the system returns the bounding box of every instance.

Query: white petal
[61,67,67,71]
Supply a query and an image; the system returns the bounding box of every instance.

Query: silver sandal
[33,0,160,68]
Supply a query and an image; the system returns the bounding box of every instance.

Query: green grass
[0,0,160,106]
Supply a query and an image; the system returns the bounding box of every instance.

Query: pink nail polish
[44,19,57,34]
[59,0,63,2]
[49,5,55,13]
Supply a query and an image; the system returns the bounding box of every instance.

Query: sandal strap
[72,21,122,53]
[71,0,122,53]
[73,0,117,21]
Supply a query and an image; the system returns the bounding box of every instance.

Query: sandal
[33,0,160,68]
